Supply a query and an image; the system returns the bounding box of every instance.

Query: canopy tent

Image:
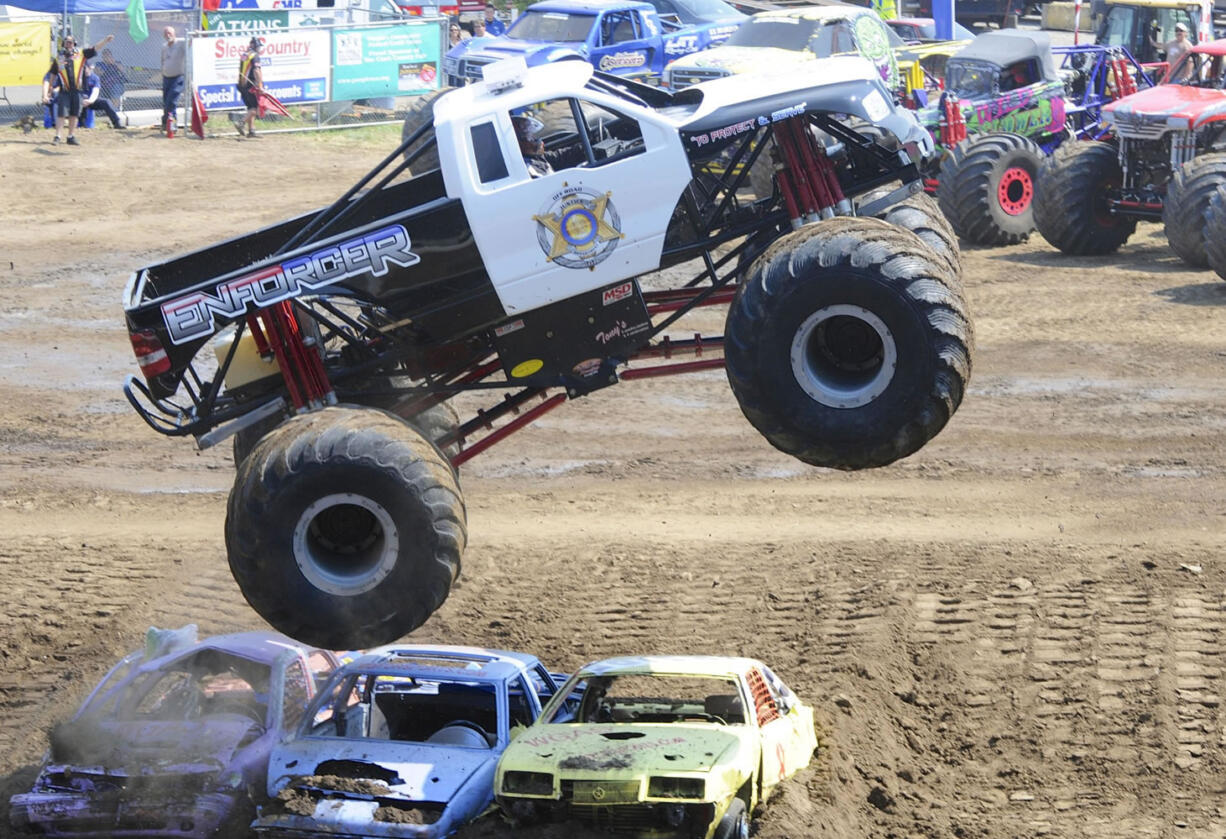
[2,0,191,12]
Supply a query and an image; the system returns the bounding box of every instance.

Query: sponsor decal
[161,225,418,345]
[598,50,647,71]
[663,34,699,56]
[511,359,545,378]
[687,103,807,148]
[602,282,633,306]
[533,187,624,269]
[573,357,602,377]
[595,318,649,345]
[966,87,1064,137]
[852,15,897,87]
[494,319,526,337]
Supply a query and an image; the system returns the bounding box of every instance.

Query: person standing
[160,26,187,135]
[483,2,506,36]
[236,37,263,138]
[95,48,127,105]
[43,32,114,146]
[1160,21,1193,76]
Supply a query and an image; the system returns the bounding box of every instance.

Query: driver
[512,112,585,178]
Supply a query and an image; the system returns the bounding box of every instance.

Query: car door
[594,9,657,77]
[459,94,690,315]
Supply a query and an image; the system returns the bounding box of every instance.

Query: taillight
[130,329,171,379]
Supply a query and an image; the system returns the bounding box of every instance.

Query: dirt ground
[1,121,1225,839]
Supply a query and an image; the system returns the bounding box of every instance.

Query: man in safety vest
[42,32,114,146]
[872,0,897,21]
[236,37,264,138]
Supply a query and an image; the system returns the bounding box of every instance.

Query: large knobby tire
[401,87,453,174]
[937,132,1043,246]
[1033,141,1135,256]
[1163,153,1226,268]
[233,397,461,466]
[725,216,973,471]
[1204,184,1226,281]
[226,406,466,649]
[863,188,962,282]
[714,798,750,839]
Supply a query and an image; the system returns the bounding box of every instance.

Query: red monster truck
[1035,40,1226,265]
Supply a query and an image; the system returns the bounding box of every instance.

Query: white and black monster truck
[123,57,972,649]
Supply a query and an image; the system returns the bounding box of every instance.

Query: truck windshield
[670,0,742,22]
[507,10,597,42]
[1096,6,1134,49]
[725,17,822,51]
[945,59,997,97]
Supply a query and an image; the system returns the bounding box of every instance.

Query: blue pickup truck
[441,0,745,84]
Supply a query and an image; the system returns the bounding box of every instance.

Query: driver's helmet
[511,112,545,144]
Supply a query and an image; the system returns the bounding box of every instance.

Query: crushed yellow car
[494,655,817,838]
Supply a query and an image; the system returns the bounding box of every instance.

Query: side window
[744,667,781,727]
[602,11,638,45]
[510,98,645,178]
[306,650,336,693]
[509,675,535,729]
[576,100,645,166]
[531,665,557,704]
[471,121,509,183]
[282,659,310,731]
[809,23,837,58]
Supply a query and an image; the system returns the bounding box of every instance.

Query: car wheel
[1033,140,1135,256]
[937,132,1043,246]
[1164,152,1226,268]
[715,798,749,839]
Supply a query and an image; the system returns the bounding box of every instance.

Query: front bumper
[10,789,234,838]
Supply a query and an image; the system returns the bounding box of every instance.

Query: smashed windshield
[546,672,744,724]
[507,10,596,42]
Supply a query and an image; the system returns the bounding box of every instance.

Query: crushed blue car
[9,626,340,838]
[253,645,569,838]
[441,0,744,85]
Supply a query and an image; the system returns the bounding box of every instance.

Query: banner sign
[192,30,329,109]
[0,21,51,87]
[204,11,291,31]
[331,22,440,99]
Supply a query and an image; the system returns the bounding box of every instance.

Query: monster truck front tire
[1033,141,1135,255]
[725,216,972,471]
[226,405,465,649]
[937,132,1043,246]
[401,87,454,174]
[1163,153,1226,268]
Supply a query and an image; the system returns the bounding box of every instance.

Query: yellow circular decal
[511,359,544,378]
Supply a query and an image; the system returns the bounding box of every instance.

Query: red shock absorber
[1112,55,1137,98]
[257,301,334,412]
[940,94,967,146]
[775,117,820,224]
[775,115,847,223]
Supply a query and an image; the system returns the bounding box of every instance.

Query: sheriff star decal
[533,186,623,269]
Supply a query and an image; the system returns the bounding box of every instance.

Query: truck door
[593,9,656,78]
[458,95,689,316]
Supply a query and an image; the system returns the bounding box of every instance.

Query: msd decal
[602,282,633,306]
[161,225,419,345]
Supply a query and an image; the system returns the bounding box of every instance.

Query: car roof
[752,3,876,21]
[952,28,1059,80]
[149,630,318,667]
[578,654,765,678]
[528,0,655,11]
[342,644,540,681]
[1104,0,1198,7]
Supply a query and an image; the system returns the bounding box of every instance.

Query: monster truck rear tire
[725,217,972,471]
[401,87,454,174]
[1205,185,1226,281]
[226,405,465,649]
[1033,141,1135,255]
[714,799,749,839]
[937,132,1043,246]
[860,187,962,281]
[1163,153,1226,268]
[233,398,461,465]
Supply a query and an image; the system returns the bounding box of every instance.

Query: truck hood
[667,46,810,75]
[1105,84,1226,128]
[502,724,745,775]
[269,740,497,804]
[451,37,584,62]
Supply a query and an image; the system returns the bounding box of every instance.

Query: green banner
[204,11,290,32]
[331,24,441,100]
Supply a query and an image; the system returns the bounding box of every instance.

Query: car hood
[502,724,746,775]
[668,46,810,74]
[269,741,498,803]
[1105,84,1226,128]
[50,718,259,771]
[452,37,581,61]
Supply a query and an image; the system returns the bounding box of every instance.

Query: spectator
[95,48,127,104]
[82,65,125,130]
[449,22,466,47]
[1155,21,1192,77]
[43,32,114,146]
[484,2,506,36]
[236,37,263,138]
[473,18,487,37]
[161,26,187,135]
[41,68,58,130]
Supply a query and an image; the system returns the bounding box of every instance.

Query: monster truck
[1034,39,1226,264]
[1095,0,1205,67]
[123,57,972,650]
[919,29,1153,245]
[441,0,744,85]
